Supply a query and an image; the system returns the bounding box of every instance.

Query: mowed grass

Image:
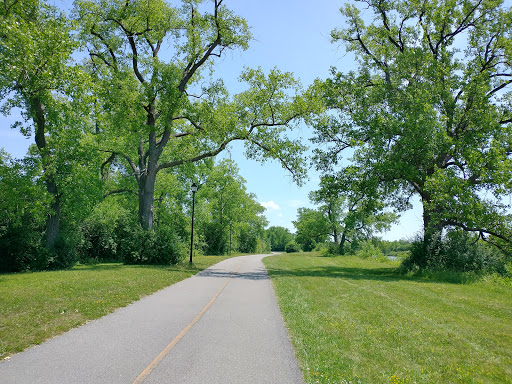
[0,255,233,359]
[263,253,512,384]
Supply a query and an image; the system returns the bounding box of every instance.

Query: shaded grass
[0,255,233,359]
[263,253,512,384]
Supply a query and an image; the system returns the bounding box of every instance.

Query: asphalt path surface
[1,254,304,383]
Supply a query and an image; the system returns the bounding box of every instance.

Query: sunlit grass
[263,253,512,384]
[0,255,233,359]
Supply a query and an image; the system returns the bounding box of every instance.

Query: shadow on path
[197,268,269,281]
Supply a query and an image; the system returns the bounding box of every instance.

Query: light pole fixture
[189,182,198,264]
[229,220,233,256]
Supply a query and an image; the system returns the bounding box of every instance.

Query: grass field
[0,255,234,359]
[263,253,512,384]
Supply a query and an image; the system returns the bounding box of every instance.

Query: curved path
[1,254,304,384]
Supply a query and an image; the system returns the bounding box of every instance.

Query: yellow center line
[132,263,242,384]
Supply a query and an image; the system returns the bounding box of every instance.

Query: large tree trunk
[138,171,157,231]
[422,201,444,244]
[339,231,347,255]
[137,129,160,231]
[328,203,338,243]
[45,178,61,248]
[32,96,61,248]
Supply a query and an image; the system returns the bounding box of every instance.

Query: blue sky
[0,0,423,240]
[214,0,424,240]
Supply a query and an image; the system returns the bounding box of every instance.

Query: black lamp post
[229,220,233,256]
[189,183,198,263]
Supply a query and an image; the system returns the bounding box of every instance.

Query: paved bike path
[1,254,304,384]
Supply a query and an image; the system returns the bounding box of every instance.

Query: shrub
[285,241,300,253]
[79,199,135,263]
[300,238,316,252]
[256,237,271,254]
[357,241,384,259]
[0,216,47,273]
[121,226,186,265]
[322,242,343,257]
[79,219,119,262]
[401,230,507,274]
[47,231,81,270]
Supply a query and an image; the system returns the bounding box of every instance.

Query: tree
[196,159,267,254]
[0,0,92,248]
[75,0,314,231]
[314,0,512,257]
[309,176,397,253]
[293,208,329,251]
[266,226,294,252]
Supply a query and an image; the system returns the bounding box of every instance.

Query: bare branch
[89,51,114,69]
[249,139,296,177]
[487,79,512,98]
[128,34,145,84]
[179,36,221,92]
[171,115,205,132]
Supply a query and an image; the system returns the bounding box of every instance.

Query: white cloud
[260,201,280,210]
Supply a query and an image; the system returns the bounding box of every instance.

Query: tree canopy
[313,0,512,256]
[75,0,315,231]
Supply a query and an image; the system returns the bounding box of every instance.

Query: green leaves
[315,0,512,247]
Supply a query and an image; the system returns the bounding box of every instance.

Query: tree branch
[101,152,117,179]
[99,149,140,181]
[487,79,512,98]
[103,188,136,199]
[127,34,145,84]
[90,28,118,70]
[157,136,242,171]
[442,220,511,244]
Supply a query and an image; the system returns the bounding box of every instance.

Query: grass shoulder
[263,252,512,384]
[0,255,234,359]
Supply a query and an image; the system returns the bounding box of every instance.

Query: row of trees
[0,0,318,271]
[0,153,272,271]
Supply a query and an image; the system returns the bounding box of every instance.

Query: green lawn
[263,253,512,384]
[0,255,233,359]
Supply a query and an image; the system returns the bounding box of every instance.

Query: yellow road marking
[132,263,242,384]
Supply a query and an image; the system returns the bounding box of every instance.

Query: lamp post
[229,220,233,256]
[189,183,198,264]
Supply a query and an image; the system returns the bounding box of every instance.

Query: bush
[357,241,384,259]
[285,241,300,253]
[322,242,343,257]
[299,238,316,252]
[0,216,47,273]
[79,200,136,263]
[256,237,271,254]
[401,230,507,274]
[121,226,186,265]
[79,219,119,262]
[47,231,80,270]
